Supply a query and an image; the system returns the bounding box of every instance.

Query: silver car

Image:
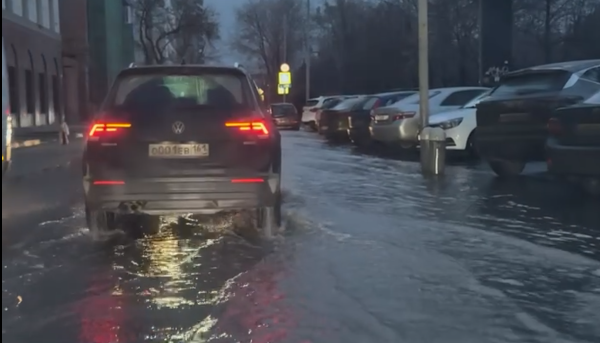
[370,87,489,149]
[2,37,10,177]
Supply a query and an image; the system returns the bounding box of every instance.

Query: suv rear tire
[86,206,119,233]
[489,160,525,177]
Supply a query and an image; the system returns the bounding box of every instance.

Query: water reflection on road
[2,131,599,343]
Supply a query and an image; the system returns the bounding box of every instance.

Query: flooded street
[3,131,599,343]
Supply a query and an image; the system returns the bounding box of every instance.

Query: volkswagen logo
[172,121,184,134]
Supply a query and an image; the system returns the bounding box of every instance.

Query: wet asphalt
[2,131,599,343]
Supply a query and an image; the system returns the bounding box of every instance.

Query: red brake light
[547,118,562,135]
[225,119,269,136]
[88,123,131,137]
[393,112,416,121]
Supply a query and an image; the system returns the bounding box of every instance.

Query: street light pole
[305,0,310,101]
[418,0,446,175]
[283,14,287,102]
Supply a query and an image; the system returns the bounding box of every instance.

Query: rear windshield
[332,98,362,110]
[322,98,341,109]
[492,71,569,96]
[107,73,253,112]
[396,91,440,105]
[305,99,319,107]
[586,91,599,104]
[271,104,296,116]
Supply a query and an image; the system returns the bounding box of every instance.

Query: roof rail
[128,62,136,68]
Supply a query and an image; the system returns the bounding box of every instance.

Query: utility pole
[418,0,446,175]
[305,0,310,101]
[283,14,287,102]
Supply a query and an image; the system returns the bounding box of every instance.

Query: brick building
[2,0,62,127]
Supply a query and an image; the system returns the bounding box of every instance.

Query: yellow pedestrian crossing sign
[278,72,291,85]
[277,84,289,94]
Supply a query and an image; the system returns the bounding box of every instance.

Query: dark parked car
[546,92,600,196]
[348,91,417,146]
[319,97,366,140]
[476,59,599,177]
[82,65,282,236]
[270,102,299,130]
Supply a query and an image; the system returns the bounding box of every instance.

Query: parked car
[370,87,489,149]
[315,96,349,132]
[546,91,600,195]
[476,59,599,177]
[270,102,300,130]
[348,91,417,147]
[301,96,345,131]
[2,37,10,178]
[426,91,491,156]
[319,96,368,140]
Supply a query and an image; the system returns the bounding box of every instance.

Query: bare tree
[231,0,306,91]
[131,0,219,64]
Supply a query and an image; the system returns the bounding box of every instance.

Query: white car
[301,96,345,130]
[370,87,489,148]
[427,92,491,155]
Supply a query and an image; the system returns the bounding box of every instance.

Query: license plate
[149,143,208,157]
[375,115,388,121]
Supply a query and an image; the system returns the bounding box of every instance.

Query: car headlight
[435,118,463,130]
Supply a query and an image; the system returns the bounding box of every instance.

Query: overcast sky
[205,0,324,65]
[205,0,244,64]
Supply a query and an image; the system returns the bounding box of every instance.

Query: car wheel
[256,204,278,238]
[466,131,478,158]
[139,215,161,235]
[86,205,118,234]
[488,160,525,177]
[122,214,161,236]
[582,178,600,196]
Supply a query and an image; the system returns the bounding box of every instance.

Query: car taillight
[547,118,562,136]
[225,119,269,136]
[392,112,416,121]
[88,123,131,138]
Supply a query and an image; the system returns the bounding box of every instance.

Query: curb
[11,133,84,149]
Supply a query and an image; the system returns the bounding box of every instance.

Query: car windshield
[305,99,318,107]
[491,70,570,96]
[108,72,253,113]
[586,91,599,104]
[392,90,440,107]
[462,91,491,108]
[332,97,362,110]
[271,104,296,117]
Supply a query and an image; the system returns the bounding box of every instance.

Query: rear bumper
[2,160,9,178]
[85,175,280,215]
[476,130,546,161]
[547,139,600,176]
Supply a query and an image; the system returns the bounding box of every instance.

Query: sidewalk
[11,123,87,148]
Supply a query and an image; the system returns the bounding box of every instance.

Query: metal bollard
[419,126,446,175]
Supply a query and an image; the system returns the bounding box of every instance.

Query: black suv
[82,65,282,235]
[476,60,599,177]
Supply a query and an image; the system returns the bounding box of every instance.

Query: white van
[2,37,10,177]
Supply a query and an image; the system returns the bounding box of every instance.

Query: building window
[26,0,37,22]
[52,75,60,118]
[38,73,48,116]
[25,70,35,114]
[51,0,59,32]
[39,0,50,28]
[11,0,23,16]
[8,66,20,116]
